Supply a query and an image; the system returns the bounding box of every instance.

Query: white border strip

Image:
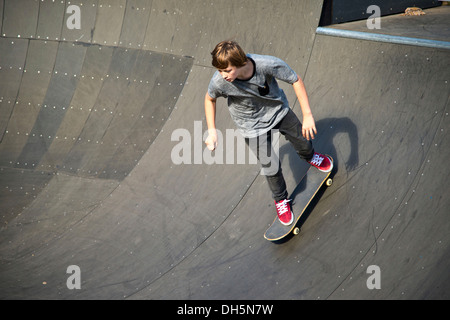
[316,27,450,50]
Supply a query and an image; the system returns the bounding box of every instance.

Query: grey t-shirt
[207,53,298,138]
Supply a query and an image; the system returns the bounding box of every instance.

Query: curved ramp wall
[0,0,325,299]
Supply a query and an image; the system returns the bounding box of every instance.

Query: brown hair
[211,40,248,69]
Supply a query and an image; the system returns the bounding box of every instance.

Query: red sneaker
[275,199,294,226]
[308,152,333,172]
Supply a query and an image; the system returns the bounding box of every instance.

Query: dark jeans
[245,109,314,202]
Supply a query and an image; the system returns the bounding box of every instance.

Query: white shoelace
[275,199,291,216]
[309,153,324,166]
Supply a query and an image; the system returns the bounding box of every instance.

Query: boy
[204,41,332,226]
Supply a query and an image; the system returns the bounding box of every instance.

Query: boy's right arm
[204,92,218,151]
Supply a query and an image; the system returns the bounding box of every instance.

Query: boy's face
[218,64,238,82]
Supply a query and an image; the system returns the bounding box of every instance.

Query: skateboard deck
[264,156,333,242]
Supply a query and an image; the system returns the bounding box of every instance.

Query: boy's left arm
[292,75,317,140]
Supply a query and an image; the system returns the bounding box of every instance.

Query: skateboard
[264,155,333,242]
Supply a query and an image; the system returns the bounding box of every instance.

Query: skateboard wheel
[326,178,333,187]
[293,227,300,235]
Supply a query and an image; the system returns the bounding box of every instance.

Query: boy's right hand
[205,131,218,151]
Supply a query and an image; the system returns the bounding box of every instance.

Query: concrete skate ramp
[0,1,449,300]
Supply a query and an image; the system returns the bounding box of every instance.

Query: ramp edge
[316,27,450,50]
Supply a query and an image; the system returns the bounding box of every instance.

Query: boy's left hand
[302,114,317,140]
